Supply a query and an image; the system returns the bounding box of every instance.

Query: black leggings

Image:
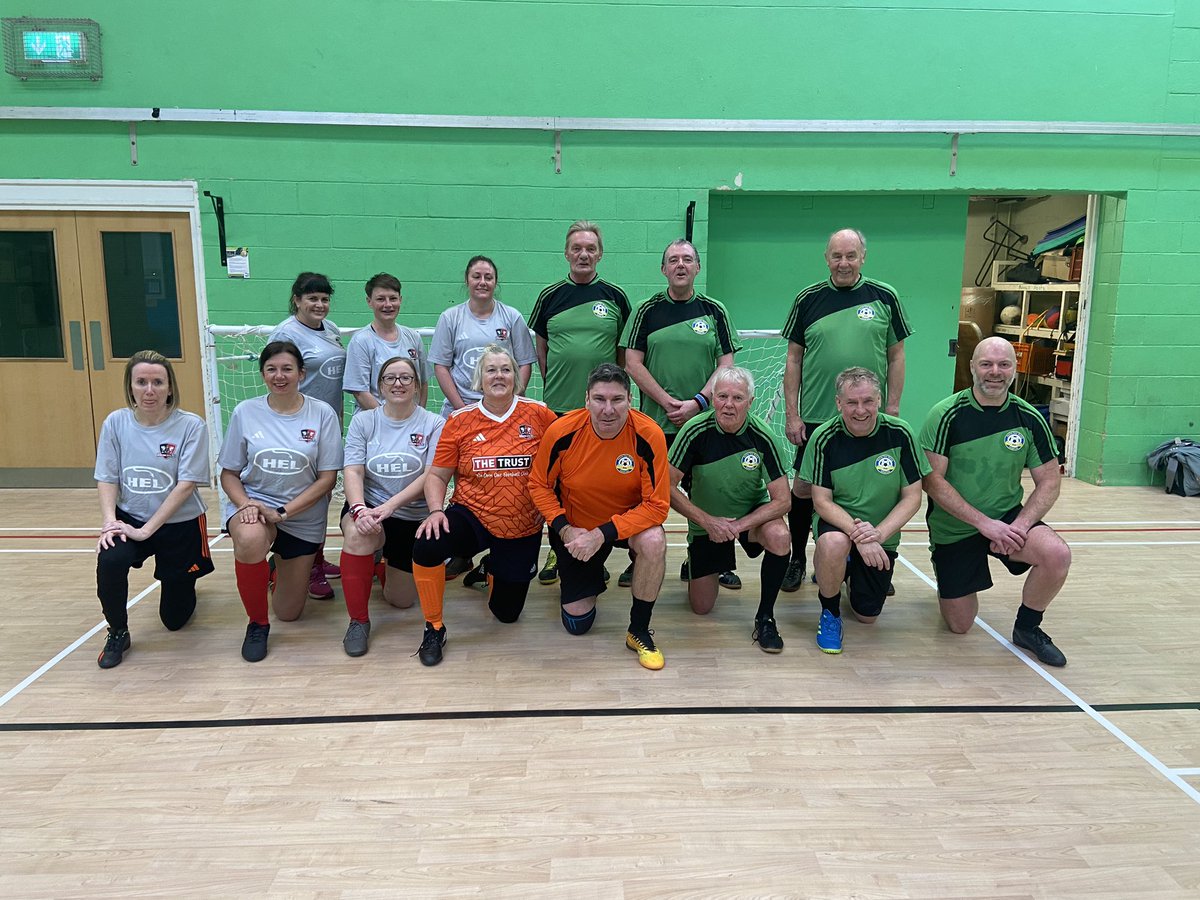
[96,544,198,633]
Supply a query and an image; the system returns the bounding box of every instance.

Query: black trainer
[719,570,742,590]
[417,622,447,666]
[680,560,690,582]
[97,628,130,669]
[241,621,270,663]
[780,559,806,592]
[1012,626,1067,667]
[617,562,634,588]
[753,617,784,653]
[464,556,489,590]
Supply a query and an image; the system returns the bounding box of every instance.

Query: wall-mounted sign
[2,18,102,80]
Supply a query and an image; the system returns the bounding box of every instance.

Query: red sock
[341,551,375,623]
[234,559,270,625]
[374,561,388,586]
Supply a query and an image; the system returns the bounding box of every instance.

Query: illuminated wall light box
[2,18,102,80]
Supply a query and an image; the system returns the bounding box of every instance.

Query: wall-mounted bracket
[202,190,227,267]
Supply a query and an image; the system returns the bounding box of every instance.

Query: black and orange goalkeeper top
[529,407,670,542]
[434,395,558,539]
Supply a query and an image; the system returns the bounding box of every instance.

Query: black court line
[1,701,1197,733]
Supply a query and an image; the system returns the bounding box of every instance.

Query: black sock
[788,496,814,566]
[819,592,842,617]
[757,551,789,620]
[1015,604,1044,631]
[629,596,654,634]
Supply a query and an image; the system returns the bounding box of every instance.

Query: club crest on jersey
[592,302,610,318]
[615,454,635,474]
[409,433,426,449]
[495,328,509,341]
[407,348,419,359]
[300,429,317,443]
[875,454,897,475]
[690,320,710,335]
[1003,431,1026,451]
[856,306,877,321]
[740,451,761,471]
[518,424,534,439]
[158,442,177,459]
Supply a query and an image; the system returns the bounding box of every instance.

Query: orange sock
[412,562,446,629]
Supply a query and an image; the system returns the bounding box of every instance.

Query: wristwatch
[275,506,288,520]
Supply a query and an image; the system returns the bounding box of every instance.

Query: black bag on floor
[1146,438,1200,496]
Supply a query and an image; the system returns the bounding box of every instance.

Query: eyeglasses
[381,373,416,386]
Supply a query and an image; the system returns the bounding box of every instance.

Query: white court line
[0,534,226,710]
[895,552,1200,807]
[1171,768,1200,776]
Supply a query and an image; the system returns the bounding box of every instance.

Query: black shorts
[815,518,896,617]
[412,504,540,583]
[225,512,323,560]
[930,505,1044,599]
[792,422,824,472]
[548,529,628,604]
[687,531,765,579]
[113,508,215,582]
[339,502,420,572]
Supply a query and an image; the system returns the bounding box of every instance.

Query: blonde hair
[124,350,180,411]
[470,343,524,394]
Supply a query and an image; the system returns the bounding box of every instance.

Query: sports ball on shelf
[1000,305,1021,325]
[1045,307,1061,328]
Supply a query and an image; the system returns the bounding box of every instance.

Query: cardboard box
[1013,341,1054,375]
[1041,254,1072,280]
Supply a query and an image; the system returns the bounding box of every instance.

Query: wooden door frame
[0,180,216,484]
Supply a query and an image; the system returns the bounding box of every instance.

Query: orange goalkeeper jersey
[434,396,558,539]
[529,407,669,542]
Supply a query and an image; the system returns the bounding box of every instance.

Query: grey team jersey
[344,406,445,520]
[427,301,537,416]
[269,316,347,414]
[342,322,428,413]
[218,395,344,543]
[94,408,210,524]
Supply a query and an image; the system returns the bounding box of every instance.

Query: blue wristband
[694,393,709,411]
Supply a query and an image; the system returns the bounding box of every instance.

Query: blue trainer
[816,609,843,654]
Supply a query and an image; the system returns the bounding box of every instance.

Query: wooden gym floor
[1,479,1198,898]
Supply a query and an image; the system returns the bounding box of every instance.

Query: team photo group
[93,222,1073,673]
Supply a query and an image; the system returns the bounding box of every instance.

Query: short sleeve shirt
[619,292,742,434]
[269,316,347,415]
[218,395,345,543]
[782,277,913,423]
[528,277,630,414]
[668,410,788,540]
[342,323,428,413]
[798,413,929,551]
[94,408,210,524]
[427,301,538,416]
[920,389,1058,545]
[344,406,445,521]
[433,396,557,539]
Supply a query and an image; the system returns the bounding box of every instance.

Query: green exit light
[23,30,84,62]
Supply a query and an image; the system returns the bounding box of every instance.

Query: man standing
[668,366,792,653]
[782,229,913,592]
[621,239,742,589]
[528,221,631,585]
[528,364,670,670]
[799,367,928,654]
[920,337,1072,666]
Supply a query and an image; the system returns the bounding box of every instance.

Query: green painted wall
[3,1,1200,484]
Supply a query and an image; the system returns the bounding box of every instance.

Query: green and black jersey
[668,410,789,539]
[920,389,1058,545]
[798,413,929,551]
[528,277,631,415]
[620,292,741,434]
[782,277,913,423]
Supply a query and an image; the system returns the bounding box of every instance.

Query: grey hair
[712,365,755,400]
[826,228,867,254]
[470,343,525,394]
[835,366,881,397]
[566,220,604,253]
[661,239,700,267]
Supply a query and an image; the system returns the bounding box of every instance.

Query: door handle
[68,321,85,371]
[89,321,105,371]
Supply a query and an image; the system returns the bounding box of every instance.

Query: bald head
[825,229,867,287]
[970,337,1018,405]
[972,336,1016,365]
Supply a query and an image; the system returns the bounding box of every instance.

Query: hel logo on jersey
[690,320,710,335]
[158,443,177,459]
[615,454,635,474]
[409,433,426,449]
[299,429,317,443]
[591,302,610,318]
[740,451,761,471]
[518,424,534,439]
[856,306,877,321]
[123,466,172,494]
[1003,431,1026,451]
[874,454,897,475]
[495,328,509,341]
[472,455,532,473]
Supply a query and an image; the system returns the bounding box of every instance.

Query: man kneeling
[529,364,670,670]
